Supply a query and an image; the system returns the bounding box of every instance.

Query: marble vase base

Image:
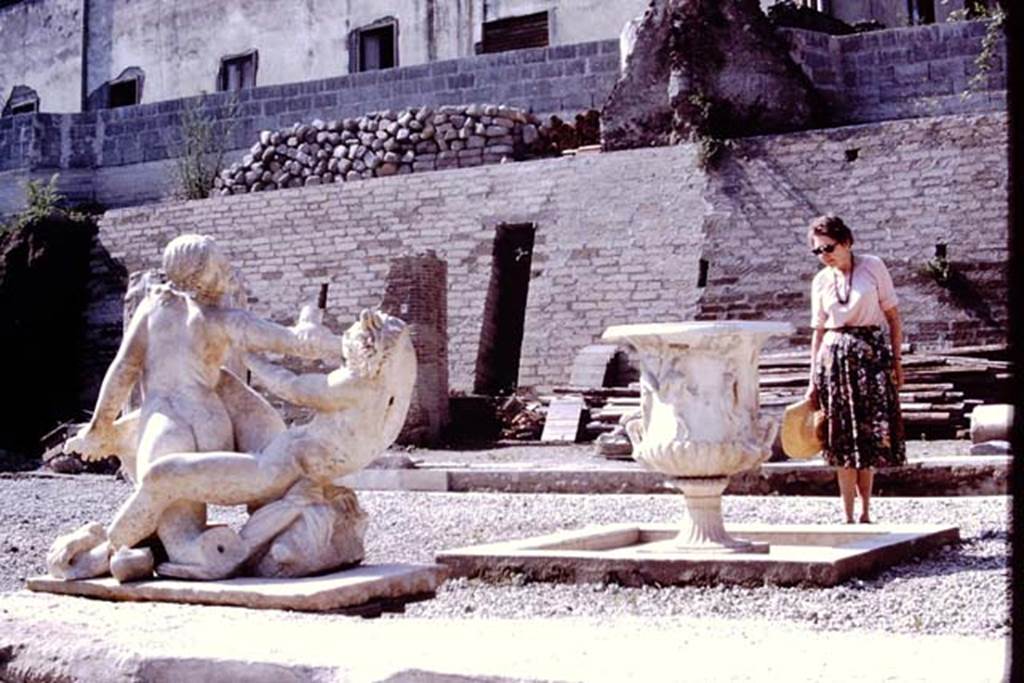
[27,563,447,615]
[658,476,769,554]
[636,538,770,555]
[436,523,959,587]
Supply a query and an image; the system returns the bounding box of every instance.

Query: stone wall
[698,111,1008,350]
[783,19,1006,125]
[0,38,620,214]
[0,0,645,114]
[95,111,1008,390]
[0,115,36,172]
[96,143,710,390]
[0,0,82,114]
[1,20,1008,217]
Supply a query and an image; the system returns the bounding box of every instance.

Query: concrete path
[0,591,1007,682]
[343,441,1009,496]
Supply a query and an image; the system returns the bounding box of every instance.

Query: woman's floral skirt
[813,326,906,469]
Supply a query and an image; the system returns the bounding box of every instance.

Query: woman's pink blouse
[811,253,898,329]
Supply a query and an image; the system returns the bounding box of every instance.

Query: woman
[804,215,905,524]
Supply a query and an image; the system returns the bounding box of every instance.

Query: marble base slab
[436,523,959,587]
[27,563,447,615]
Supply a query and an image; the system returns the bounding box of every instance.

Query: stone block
[437,523,960,588]
[429,59,459,76]
[969,440,1011,456]
[970,404,1013,443]
[27,564,447,613]
[447,73,475,89]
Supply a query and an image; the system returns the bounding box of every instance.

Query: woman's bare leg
[836,467,858,523]
[856,469,874,523]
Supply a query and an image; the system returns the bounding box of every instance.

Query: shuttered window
[481,11,549,54]
[358,24,397,71]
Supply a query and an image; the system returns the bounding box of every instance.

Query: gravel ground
[0,472,1008,639]
[403,440,976,467]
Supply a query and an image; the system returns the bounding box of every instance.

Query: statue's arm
[245,354,356,413]
[91,299,150,425]
[222,309,342,362]
[66,299,150,458]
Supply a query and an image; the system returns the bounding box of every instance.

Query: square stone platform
[27,563,447,615]
[436,523,959,587]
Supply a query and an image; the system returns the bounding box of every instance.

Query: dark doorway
[908,0,936,24]
[473,223,536,395]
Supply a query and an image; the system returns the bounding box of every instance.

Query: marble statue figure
[46,234,415,582]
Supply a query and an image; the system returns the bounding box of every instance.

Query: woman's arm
[805,327,825,404]
[883,305,904,389]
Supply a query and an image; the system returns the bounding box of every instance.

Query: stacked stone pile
[215,105,545,195]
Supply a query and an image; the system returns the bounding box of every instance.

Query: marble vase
[602,321,793,553]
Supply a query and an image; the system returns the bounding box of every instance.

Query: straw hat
[780,398,823,460]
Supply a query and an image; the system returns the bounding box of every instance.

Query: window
[218,50,258,91]
[2,85,39,116]
[107,68,144,108]
[9,100,37,115]
[480,11,549,54]
[354,22,397,71]
[108,79,138,108]
[908,0,935,24]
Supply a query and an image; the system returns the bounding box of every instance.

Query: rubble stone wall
[96,111,1008,388]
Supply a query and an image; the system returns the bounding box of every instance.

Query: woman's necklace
[834,253,854,305]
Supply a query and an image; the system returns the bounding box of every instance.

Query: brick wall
[380,252,450,445]
[96,144,710,390]
[697,111,1008,350]
[95,110,1008,389]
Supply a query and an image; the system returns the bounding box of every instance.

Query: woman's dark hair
[807,214,854,247]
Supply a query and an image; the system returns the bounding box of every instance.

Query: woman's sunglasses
[811,243,839,256]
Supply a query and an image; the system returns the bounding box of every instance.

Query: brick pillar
[380,252,449,445]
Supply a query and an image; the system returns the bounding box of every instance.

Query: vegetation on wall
[171,95,238,200]
[1,173,89,233]
[944,1,1006,99]
[917,247,997,324]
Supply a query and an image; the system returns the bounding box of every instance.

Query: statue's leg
[133,408,217,568]
[110,445,300,578]
[46,522,112,580]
